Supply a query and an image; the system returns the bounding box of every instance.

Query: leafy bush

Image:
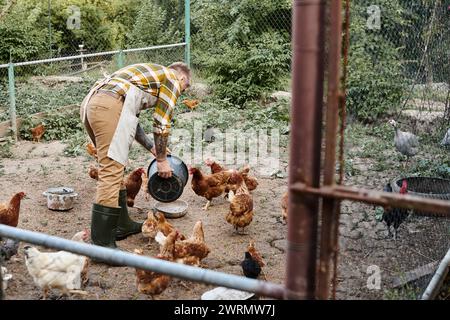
[0,0,143,63]
[19,108,84,142]
[126,0,182,48]
[203,32,290,105]
[347,1,408,122]
[0,19,46,63]
[63,130,86,157]
[0,136,14,158]
[192,0,291,105]
[0,81,92,122]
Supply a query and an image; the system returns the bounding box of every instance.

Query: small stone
[348,230,363,240]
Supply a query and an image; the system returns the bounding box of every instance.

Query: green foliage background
[0,0,448,143]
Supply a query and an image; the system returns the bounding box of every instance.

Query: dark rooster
[0,238,20,261]
[241,251,261,279]
[382,180,409,240]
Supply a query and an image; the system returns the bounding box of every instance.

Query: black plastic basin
[147,155,188,203]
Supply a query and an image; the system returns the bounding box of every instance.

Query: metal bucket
[42,187,78,211]
[147,155,188,203]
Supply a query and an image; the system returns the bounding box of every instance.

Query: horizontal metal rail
[0,224,285,299]
[291,183,450,216]
[421,248,450,300]
[0,43,186,69]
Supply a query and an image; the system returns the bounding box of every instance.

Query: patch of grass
[404,157,450,179]
[40,164,48,176]
[0,80,93,122]
[0,136,14,158]
[384,284,421,300]
[343,159,361,177]
[63,131,86,158]
[411,85,449,104]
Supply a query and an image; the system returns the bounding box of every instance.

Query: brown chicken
[124,167,146,208]
[239,165,258,192]
[86,143,97,159]
[205,158,226,174]
[226,172,254,233]
[205,160,258,192]
[156,221,210,267]
[134,230,178,296]
[281,191,288,222]
[182,99,200,111]
[88,165,99,181]
[142,211,185,242]
[30,124,45,143]
[189,166,234,210]
[0,192,26,228]
[205,159,234,198]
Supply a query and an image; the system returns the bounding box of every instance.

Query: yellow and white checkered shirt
[99,63,181,135]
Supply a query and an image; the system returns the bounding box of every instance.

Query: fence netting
[0,0,449,300]
[337,0,450,300]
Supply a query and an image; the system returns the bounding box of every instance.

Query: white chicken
[23,230,90,299]
[1,266,12,290]
[389,119,420,167]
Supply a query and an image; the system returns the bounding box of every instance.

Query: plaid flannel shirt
[99,63,181,135]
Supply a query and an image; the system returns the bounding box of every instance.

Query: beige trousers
[85,92,126,207]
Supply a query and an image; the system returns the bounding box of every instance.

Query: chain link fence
[185,0,446,300]
[1,0,449,300]
[338,0,450,300]
[0,44,185,123]
[0,0,188,140]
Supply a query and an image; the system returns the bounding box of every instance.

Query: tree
[346,0,408,122]
[126,0,182,48]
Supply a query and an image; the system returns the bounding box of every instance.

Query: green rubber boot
[116,189,143,240]
[91,203,120,248]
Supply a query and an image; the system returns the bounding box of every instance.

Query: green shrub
[204,32,290,105]
[347,1,408,122]
[192,0,291,105]
[19,108,84,142]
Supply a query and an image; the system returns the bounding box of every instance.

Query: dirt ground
[0,141,289,300]
[1,137,449,300]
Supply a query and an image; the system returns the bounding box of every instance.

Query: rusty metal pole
[332,0,351,299]
[286,0,326,299]
[317,0,343,300]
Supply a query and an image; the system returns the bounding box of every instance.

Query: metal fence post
[117,50,125,69]
[184,0,191,68]
[8,62,17,141]
[287,0,326,299]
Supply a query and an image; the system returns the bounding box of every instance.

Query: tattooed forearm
[135,124,154,151]
[153,132,169,161]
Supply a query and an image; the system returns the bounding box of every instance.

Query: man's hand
[157,159,173,178]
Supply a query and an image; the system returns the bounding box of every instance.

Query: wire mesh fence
[0,0,449,301]
[0,0,188,125]
[336,0,450,300]
[0,44,186,127]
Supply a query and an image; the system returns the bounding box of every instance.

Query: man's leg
[86,93,124,247]
[87,93,124,207]
[86,93,142,245]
